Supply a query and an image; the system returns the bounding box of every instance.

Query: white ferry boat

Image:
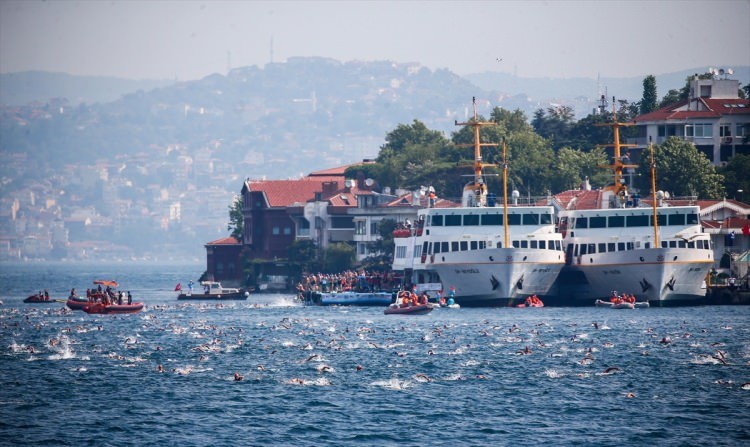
[554,101,713,306]
[392,98,565,306]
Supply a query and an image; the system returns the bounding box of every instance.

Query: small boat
[66,295,91,310]
[313,291,393,306]
[634,301,650,308]
[594,299,636,309]
[177,281,250,300]
[516,295,544,308]
[384,304,433,315]
[24,293,57,303]
[438,303,461,309]
[83,302,144,314]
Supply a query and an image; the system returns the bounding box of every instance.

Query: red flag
[742,223,750,236]
[174,283,182,291]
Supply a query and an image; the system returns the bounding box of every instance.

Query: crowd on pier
[296,270,401,295]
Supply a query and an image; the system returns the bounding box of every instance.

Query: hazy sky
[1,0,748,81]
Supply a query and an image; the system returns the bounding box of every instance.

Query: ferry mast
[455,97,498,207]
[596,96,638,206]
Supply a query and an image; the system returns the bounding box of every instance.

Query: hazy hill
[0,71,174,105]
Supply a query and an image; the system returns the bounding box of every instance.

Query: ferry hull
[427,248,565,306]
[553,248,712,306]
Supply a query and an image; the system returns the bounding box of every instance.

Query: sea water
[0,262,748,446]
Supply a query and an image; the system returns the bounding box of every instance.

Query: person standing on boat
[188,280,194,294]
[127,291,132,305]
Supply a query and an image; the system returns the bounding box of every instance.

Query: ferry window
[687,213,699,224]
[627,215,649,227]
[471,241,478,250]
[575,217,588,229]
[598,243,606,253]
[460,241,468,251]
[661,241,668,248]
[651,215,667,226]
[668,214,686,226]
[482,214,502,226]
[451,241,459,252]
[669,241,677,248]
[520,240,528,248]
[497,242,502,248]
[512,241,520,248]
[445,215,461,226]
[539,240,546,249]
[430,242,437,254]
[688,242,695,248]
[609,216,624,227]
[507,214,521,225]
[556,241,562,251]
[588,243,596,253]
[589,217,606,228]
[608,243,615,252]
[540,213,552,225]
[431,215,443,226]
[617,242,625,251]
[396,246,406,258]
[422,242,429,255]
[479,241,486,249]
[645,242,650,249]
[464,214,479,226]
[441,242,449,252]
[531,240,538,249]
[626,242,634,250]
[523,214,539,225]
[580,244,588,255]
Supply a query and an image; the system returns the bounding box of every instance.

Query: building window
[370,222,379,235]
[688,123,713,138]
[720,124,732,137]
[356,221,366,235]
[283,227,291,235]
[272,227,280,235]
[358,244,366,255]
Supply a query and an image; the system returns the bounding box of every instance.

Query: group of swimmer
[524,294,543,307]
[609,290,637,305]
[395,289,430,308]
[296,270,400,297]
[70,285,133,305]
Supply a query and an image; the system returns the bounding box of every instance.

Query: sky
[1,0,749,81]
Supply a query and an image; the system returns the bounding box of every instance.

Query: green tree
[634,137,725,199]
[504,132,556,196]
[323,242,356,273]
[718,154,750,203]
[531,105,575,151]
[288,239,320,274]
[376,119,449,163]
[658,88,682,108]
[550,146,609,193]
[227,195,243,242]
[640,75,658,115]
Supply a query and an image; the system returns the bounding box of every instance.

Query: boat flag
[175,283,182,291]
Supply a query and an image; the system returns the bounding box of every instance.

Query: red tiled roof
[206,237,240,245]
[308,162,369,177]
[245,177,341,207]
[634,97,750,122]
[553,189,602,210]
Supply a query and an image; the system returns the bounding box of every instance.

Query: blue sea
[1,262,748,446]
